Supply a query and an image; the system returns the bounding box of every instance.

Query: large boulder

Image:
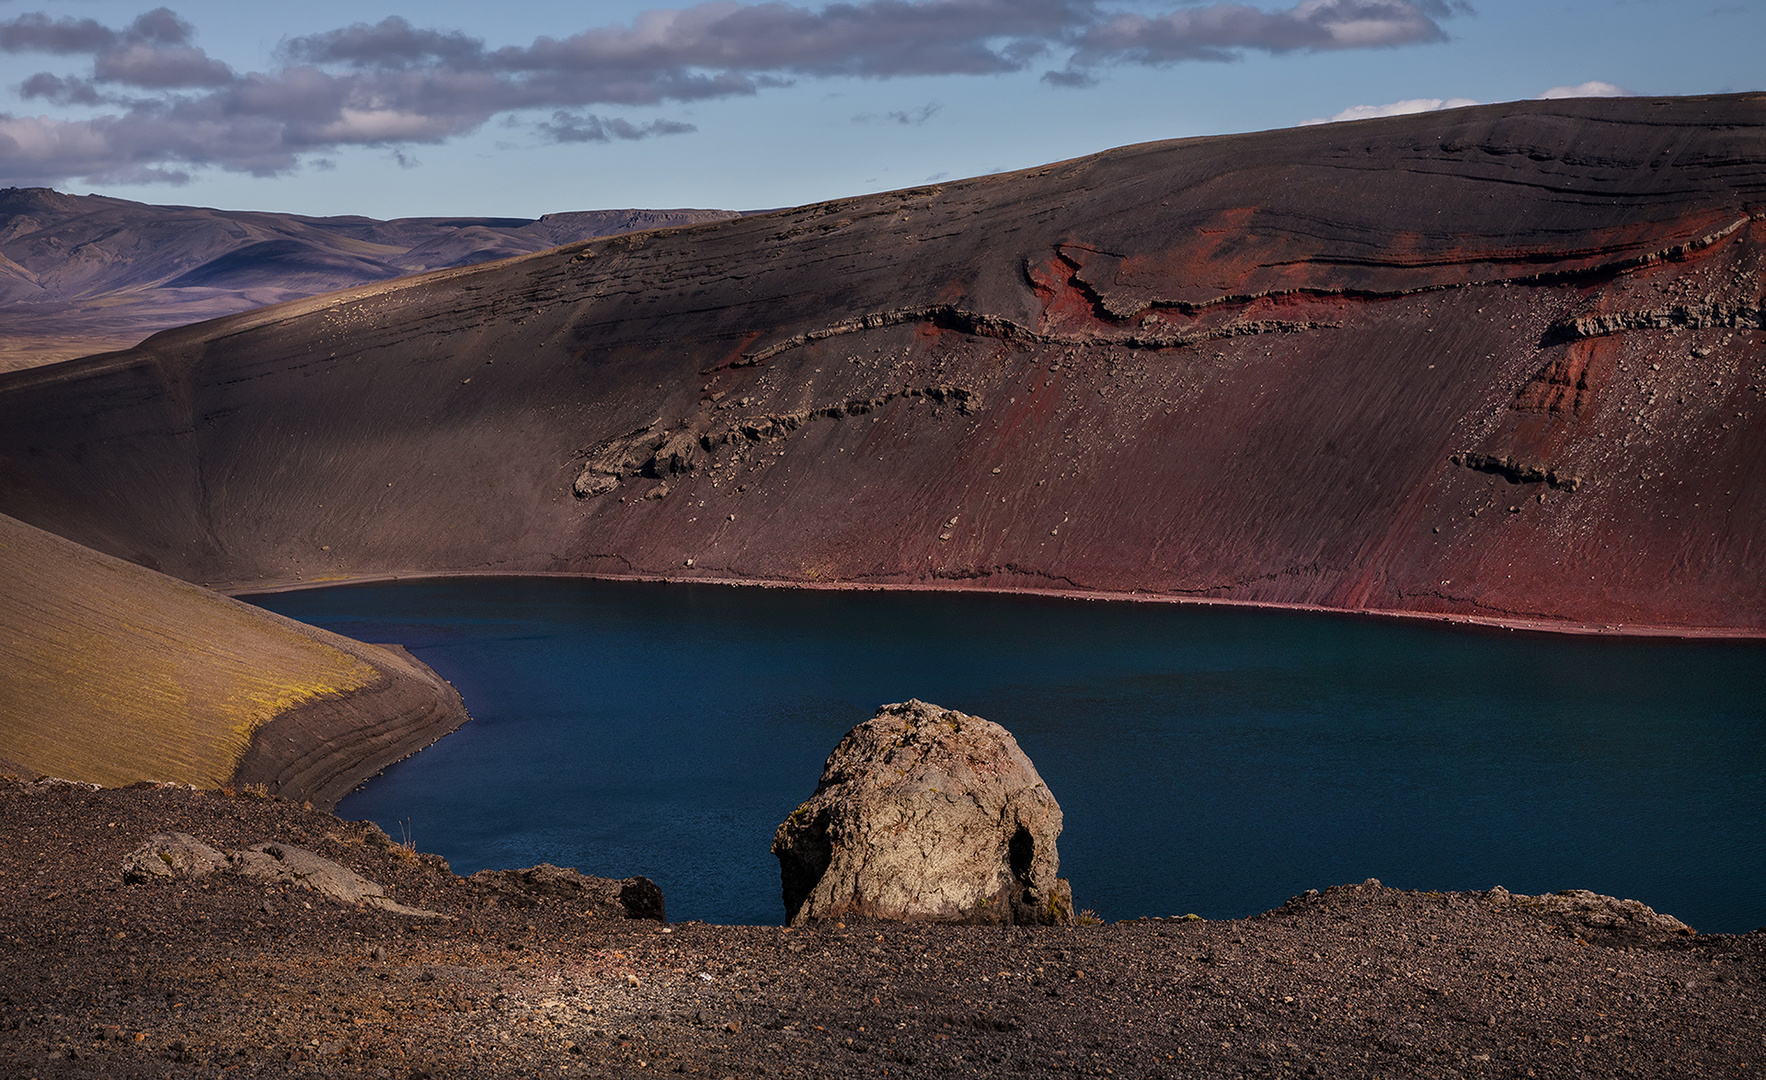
[772,700,1073,925]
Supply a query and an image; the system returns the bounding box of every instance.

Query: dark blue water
[251,578,1766,932]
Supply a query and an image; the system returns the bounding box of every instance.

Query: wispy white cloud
[1301,95,1478,124]
[1301,79,1634,125]
[1051,0,1462,83]
[1536,80,1631,99]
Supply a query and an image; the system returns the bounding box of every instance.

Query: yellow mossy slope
[0,513,380,789]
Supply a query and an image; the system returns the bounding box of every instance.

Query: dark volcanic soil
[3,779,1759,1080]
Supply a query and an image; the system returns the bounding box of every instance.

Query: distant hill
[0,189,737,370]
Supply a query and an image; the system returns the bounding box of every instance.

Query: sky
[0,0,1760,219]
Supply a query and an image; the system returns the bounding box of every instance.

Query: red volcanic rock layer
[0,94,1762,634]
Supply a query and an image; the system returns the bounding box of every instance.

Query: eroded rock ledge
[111,806,663,926]
[123,831,450,918]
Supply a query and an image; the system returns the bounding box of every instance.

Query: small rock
[122,833,227,882]
[468,864,664,922]
[575,473,619,498]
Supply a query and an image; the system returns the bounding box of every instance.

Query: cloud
[1301,95,1478,124]
[1536,80,1631,99]
[1301,80,1632,126]
[283,2,1086,82]
[1,7,211,65]
[4,7,233,98]
[0,12,118,54]
[887,102,942,125]
[93,42,233,88]
[19,72,104,106]
[536,110,698,143]
[853,101,942,125]
[1041,68,1097,88]
[1046,0,1460,83]
[0,1,1469,188]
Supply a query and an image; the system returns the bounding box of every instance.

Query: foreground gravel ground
[2,779,1760,1079]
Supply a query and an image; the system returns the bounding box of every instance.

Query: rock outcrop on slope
[773,700,1073,926]
[0,187,737,370]
[0,512,468,809]
[0,95,1761,635]
[1483,884,1694,946]
[122,831,448,918]
[117,829,668,923]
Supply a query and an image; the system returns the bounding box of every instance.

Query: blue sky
[0,0,1760,218]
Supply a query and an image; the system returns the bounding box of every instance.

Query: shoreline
[227,568,1766,643]
[214,565,1766,938]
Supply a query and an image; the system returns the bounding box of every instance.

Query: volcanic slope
[0,512,467,809]
[1,94,1763,634]
[0,189,736,371]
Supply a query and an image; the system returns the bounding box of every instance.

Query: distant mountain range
[0,188,737,370]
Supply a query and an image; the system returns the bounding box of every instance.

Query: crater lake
[251,578,1766,931]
